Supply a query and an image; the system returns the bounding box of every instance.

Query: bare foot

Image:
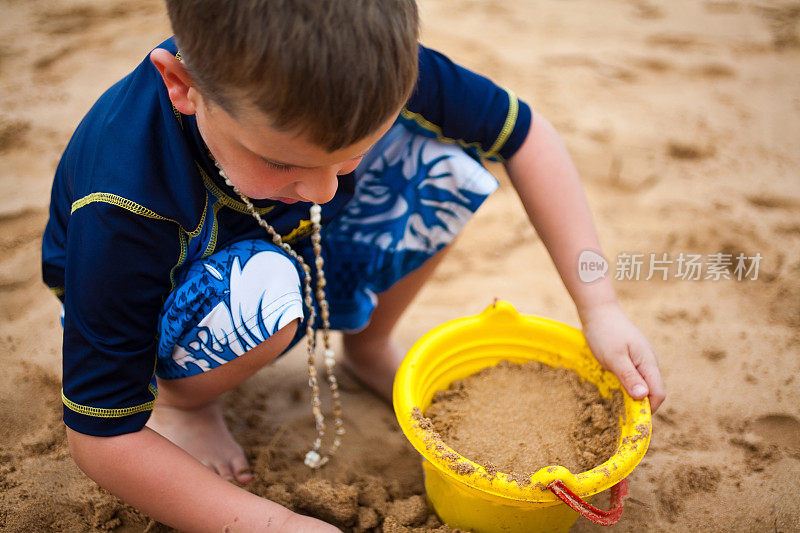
[146,400,254,484]
[341,336,403,403]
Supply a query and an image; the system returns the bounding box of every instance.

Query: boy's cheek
[339,156,364,175]
[228,169,287,200]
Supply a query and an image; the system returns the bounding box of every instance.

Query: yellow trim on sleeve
[70,192,207,238]
[485,88,519,159]
[400,88,520,161]
[61,384,158,419]
[399,108,491,158]
[49,286,65,297]
[70,191,208,291]
[72,193,170,221]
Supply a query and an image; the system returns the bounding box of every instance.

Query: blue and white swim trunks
[156,124,498,380]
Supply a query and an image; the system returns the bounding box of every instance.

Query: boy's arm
[505,111,666,412]
[66,426,340,533]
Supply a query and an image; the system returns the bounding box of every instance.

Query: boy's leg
[153,319,299,410]
[329,124,498,402]
[148,240,307,484]
[146,319,298,484]
[341,243,451,402]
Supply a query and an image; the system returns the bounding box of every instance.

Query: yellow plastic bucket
[393,301,651,533]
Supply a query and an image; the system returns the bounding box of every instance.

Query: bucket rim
[392,300,652,504]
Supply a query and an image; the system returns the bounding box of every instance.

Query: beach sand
[1,0,798,530]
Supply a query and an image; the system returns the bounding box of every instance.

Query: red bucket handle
[547,478,628,526]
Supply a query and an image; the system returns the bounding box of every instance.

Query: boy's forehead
[214,101,395,168]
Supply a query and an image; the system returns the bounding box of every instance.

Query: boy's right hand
[66,426,343,533]
[580,302,666,412]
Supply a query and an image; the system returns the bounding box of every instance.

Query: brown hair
[166,0,419,151]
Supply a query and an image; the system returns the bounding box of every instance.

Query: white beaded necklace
[214,161,344,469]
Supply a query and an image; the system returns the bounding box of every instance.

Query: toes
[230,455,254,485]
[213,461,235,482]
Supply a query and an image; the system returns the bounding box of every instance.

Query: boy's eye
[264,160,293,172]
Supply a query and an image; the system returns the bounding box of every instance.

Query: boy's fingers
[604,348,649,400]
[633,342,666,413]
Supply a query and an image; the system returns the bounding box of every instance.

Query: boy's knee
[157,241,306,381]
[231,316,300,372]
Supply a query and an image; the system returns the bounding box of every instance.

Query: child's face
[194,98,396,204]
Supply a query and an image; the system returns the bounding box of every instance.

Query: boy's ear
[149,48,200,115]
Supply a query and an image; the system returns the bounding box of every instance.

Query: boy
[42,0,665,531]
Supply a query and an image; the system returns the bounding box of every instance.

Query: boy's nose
[295,169,340,204]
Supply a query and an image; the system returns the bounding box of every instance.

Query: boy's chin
[240,190,302,204]
[274,196,300,204]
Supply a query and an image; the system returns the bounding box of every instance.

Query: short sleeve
[402,45,533,162]
[62,201,179,436]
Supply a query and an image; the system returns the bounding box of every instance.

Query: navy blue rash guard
[42,38,532,437]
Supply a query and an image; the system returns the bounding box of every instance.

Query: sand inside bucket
[416,360,622,485]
